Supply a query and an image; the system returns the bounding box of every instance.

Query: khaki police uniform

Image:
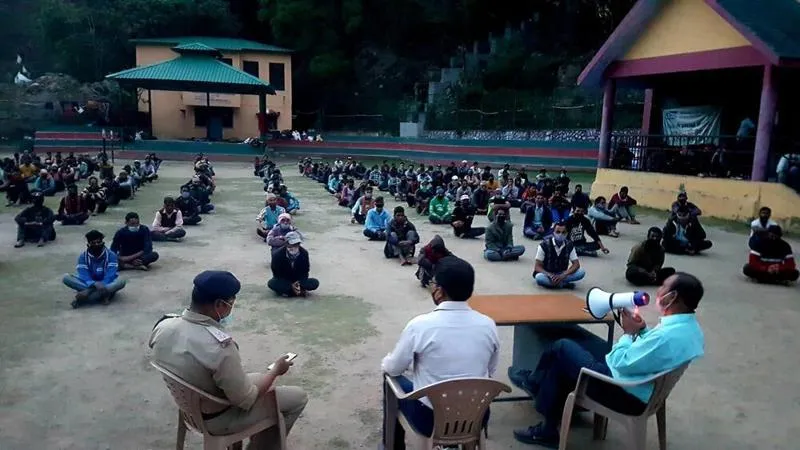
[149,310,307,450]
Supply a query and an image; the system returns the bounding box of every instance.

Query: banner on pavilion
[662,106,721,145]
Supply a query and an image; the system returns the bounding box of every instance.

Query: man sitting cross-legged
[267,213,300,249]
[384,206,419,265]
[81,176,108,215]
[513,272,705,448]
[268,232,320,297]
[451,194,486,239]
[484,209,526,261]
[533,222,585,289]
[111,212,160,270]
[663,208,713,255]
[564,206,610,257]
[351,186,375,225]
[14,191,56,248]
[63,229,127,309]
[523,194,554,240]
[363,196,391,241]
[626,227,676,286]
[428,188,452,224]
[743,225,799,285]
[257,193,286,241]
[56,184,90,225]
[151,197,187,242]
[175,186,202,225]
[382,256,500,450]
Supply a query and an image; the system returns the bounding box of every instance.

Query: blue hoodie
[76,248,120,285]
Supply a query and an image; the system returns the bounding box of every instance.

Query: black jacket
[663,218,707,243]
[564,214,601,243]
[271,247,311,282]
[523,204,553,230]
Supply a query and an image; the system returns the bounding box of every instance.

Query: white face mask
[656,291,676,313]
[217,300,234,327]
[128,225,140,233]
[287,247,300,256]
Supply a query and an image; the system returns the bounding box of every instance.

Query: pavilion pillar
[258,93,267,142]
[597,79,616,169]
[206,92,211,141]
[752,64,777,181]
[147,89,153,136]
[641,89,654,135]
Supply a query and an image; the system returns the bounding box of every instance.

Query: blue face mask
[181,191,190,199]
[217,300,234,327]
[553,234,566,244]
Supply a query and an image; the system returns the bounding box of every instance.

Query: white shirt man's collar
[434,301,471,311]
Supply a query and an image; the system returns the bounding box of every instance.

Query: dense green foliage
[1,0,639,132]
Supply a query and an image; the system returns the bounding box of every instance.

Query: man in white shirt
[750,206,778,244]
[381,256,500,449]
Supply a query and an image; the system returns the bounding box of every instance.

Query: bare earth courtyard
[1,160,798,450]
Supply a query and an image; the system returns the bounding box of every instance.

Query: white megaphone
[585,287,650,321]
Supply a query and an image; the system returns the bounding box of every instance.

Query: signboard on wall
[182,92,241,108]
[662,105,721,145]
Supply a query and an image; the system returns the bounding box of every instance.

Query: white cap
[451,175,459,181]
[285,231,302,245]
[460,194,470,201]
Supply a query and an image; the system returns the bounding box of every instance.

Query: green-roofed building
[578,0,800,182]
[107,36,292,141]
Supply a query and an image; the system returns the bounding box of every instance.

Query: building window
[220,58,233,66]
[194,107,234,128]
[269,63,285,91]
[242,60,260,78]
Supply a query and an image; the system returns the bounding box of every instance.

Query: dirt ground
[0,159,798,450]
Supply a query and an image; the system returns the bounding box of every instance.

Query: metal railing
[609,133,760,179]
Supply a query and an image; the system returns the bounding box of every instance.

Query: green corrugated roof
[106,54,275,95]
[131,36,292,54]
[715,0,800,59]
[173,42,221,55]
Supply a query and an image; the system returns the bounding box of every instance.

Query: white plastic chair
[150,361,286,450]
[384,375,511,449]
[558,362,691,450]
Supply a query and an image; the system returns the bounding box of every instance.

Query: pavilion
[579,0,800,182]
[106,43,277,142]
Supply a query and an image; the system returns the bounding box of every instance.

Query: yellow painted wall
[592,169,800,232]
[621,0,751,61]
[135,46,292,140]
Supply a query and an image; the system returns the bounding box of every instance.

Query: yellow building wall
[135,46,292,140]
[592,169,800,232]
[621,0,751,61]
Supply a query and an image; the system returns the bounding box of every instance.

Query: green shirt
[429,196,450,219]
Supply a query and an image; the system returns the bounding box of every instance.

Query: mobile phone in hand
[268,352,298,371]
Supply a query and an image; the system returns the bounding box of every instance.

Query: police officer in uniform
[149,270,308,449]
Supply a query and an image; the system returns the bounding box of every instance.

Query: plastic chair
[384,375,512,449]
[558,362,691,450]
[150,361,286,450]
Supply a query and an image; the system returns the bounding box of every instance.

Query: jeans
[17,224,56,243]
[534,268,586,288]
[62,274,127,303]
[364,228,387,241]
[385,231,418,258]
[611,204,635,220]
[183,214,202,225]
[573,240,601,256]
[267,277,320,297]
[484,245,526,261]
[56,212,90,225]
[523,226,552,240]
[383,375,490,449]
[533,339,646,425]
[151,227,187,241]
[200,203,215,214]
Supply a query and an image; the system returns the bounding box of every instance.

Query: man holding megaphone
[513,273,705,448]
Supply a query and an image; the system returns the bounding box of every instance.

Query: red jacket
[609,193,637,208]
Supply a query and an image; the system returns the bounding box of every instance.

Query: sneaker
[14,241,24,248]
[513,423,559,448]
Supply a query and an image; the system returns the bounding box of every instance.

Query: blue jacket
[34,177,55,191]
[76,248,120,285]
[364,208,391,232]
[111,225,153,256]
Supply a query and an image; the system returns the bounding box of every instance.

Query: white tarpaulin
[662,105,721,145]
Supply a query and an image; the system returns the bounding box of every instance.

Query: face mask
[656,291,676,312]
[217,300,234,327]
[365,193,372,199]
[496,216,507,225]
[376,205,384,211]
[287,247,300,256]
[553,233,566,244]
[88,244,104,256]
[280,223,290,230]
[33,198,45,207]
[181,191,190,199]
[128,225,140,233]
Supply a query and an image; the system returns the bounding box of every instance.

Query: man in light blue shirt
[513,272,705,447]
[363,196,390,241]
